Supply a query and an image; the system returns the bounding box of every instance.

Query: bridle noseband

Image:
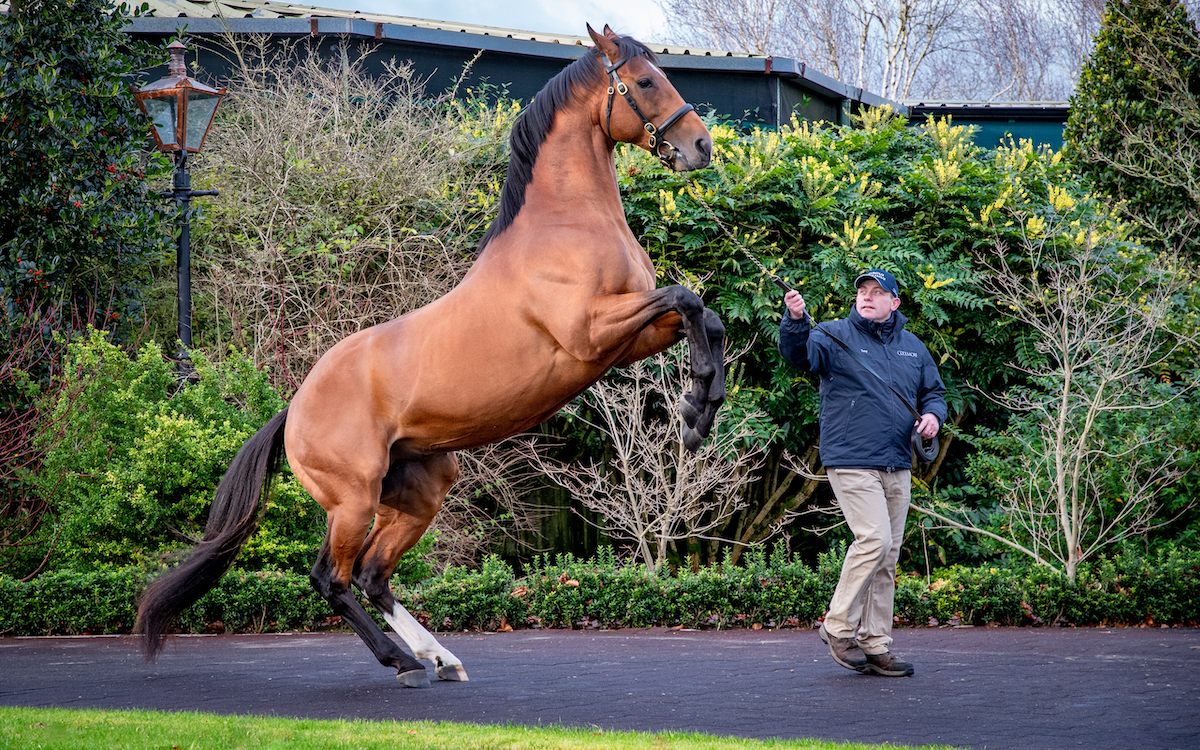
[604,55,695,169]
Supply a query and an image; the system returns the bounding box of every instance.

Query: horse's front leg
[594,286,726,450]
[681,307,726,450]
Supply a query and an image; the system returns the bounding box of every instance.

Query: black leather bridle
[603,55,695,169]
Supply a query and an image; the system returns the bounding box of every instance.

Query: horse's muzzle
[666,137,712,172]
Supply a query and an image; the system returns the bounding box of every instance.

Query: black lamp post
[133,40,226,364]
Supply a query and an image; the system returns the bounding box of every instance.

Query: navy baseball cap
[854,269,900,297]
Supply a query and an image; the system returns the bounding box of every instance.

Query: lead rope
[684,183,939,463]
[685,183,780,282]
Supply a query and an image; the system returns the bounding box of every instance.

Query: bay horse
[136,25,725,688]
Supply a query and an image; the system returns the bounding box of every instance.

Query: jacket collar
[850,306,906,341]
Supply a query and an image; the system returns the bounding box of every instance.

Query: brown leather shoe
[862,650,914,677]
[819,622,867,671]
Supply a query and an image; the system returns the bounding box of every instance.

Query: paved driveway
[2,627,1198,749]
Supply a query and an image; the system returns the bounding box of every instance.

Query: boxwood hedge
[2,544,1195,637]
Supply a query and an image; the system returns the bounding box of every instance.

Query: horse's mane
[476,35,657,254]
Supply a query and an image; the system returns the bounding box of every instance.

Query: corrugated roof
[907,101,1069,109]
[133,0,752,58]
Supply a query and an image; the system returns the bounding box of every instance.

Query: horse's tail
[136,408,289,660]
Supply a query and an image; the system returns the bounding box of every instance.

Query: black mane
[476,36,657,253]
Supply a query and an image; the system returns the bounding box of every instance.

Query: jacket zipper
[872,324,903,472]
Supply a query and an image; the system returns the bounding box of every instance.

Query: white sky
[311,0,669,43]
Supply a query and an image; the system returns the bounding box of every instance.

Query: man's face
[855,278,899,323]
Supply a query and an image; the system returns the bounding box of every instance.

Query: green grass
[0,706,960,749]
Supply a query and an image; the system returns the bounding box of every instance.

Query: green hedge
[895,543,1200,627]
[2,545,1197,637]
[0,569,335,636]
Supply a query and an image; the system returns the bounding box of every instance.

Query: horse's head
[588,25,712,172]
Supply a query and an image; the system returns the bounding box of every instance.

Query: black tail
[136,408,289,660]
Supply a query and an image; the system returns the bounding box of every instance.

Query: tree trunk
[726,443,823,565]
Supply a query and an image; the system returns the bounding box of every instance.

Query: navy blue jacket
[779,307,947,471]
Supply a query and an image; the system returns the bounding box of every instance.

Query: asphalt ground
[2,627,1199,749]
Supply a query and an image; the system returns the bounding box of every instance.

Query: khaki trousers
[823,468,911,655]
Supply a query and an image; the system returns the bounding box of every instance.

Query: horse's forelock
[610,35,658,68]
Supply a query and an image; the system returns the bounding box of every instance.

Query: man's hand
[916,413,940,439]
[784,289,808,320]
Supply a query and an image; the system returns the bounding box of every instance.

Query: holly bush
[0,0,171,347]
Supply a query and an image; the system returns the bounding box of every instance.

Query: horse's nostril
[696,137,712,162]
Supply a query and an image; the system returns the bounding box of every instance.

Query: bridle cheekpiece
[603,55,695,169]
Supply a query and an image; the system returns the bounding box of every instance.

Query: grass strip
[0,706,960,749]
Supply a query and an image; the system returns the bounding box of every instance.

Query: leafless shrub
[912,212,1195,581]
[192,35,515,390]
[426,442,555,572]
[516,344,770,574]
[0,307,87,578]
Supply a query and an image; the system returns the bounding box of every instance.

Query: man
[778,269,946,677]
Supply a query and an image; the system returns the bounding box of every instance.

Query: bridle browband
[603,54,695,169]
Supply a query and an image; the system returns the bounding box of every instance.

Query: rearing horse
[136,26,725,688]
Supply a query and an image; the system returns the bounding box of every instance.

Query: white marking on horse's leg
[382,602,468,681]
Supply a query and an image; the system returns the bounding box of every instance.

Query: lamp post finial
[167,40,187,78]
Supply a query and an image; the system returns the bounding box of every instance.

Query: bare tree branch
[923,204,1193,580]
[654,0,1184,101]
[516,345,770,574]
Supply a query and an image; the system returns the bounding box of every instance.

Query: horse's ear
[587,24,620,63]
[603,24,616,38]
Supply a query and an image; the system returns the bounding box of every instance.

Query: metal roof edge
[762,57,905,112]
[906,101,1070,120]
[129,16,667,63]
[907,100,1070,109]
[123,9,910,112]
[126,15,861,97]
[130,1,760,59]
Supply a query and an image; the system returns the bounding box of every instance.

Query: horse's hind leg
[353,453,468,682]
[308,477,431,688]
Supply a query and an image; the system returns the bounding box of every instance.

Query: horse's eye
[637,78,653,89]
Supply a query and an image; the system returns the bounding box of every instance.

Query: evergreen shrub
[178,569,333,635]
[0,0,172,344]
[400,555,526,632]
[35,329,321,575]
[0,568,142,635]
[31,330,448,581]
[2,543,1197,636]
[1063,0,1200,254]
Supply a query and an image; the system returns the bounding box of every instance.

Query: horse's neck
[523,112,625,219]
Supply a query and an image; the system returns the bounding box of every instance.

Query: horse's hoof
[679,396,702,428]
[436,663,469,681]
[397,668,432,688]
[682,426,703,453]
